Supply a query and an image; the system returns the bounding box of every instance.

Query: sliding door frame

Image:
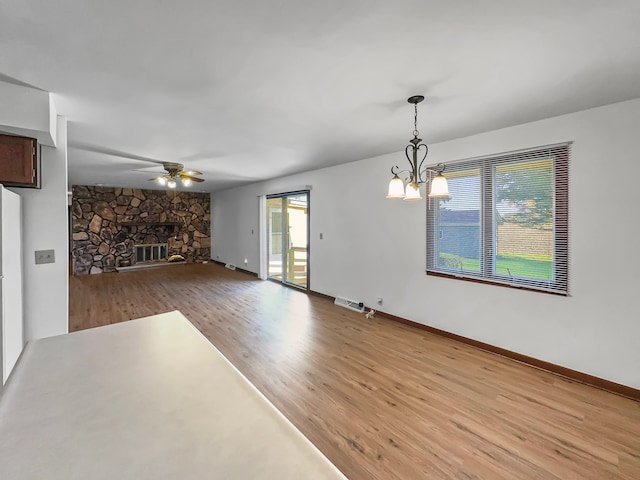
[265,190,310,292]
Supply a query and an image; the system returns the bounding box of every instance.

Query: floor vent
[334,296,364,313]
[225,263,236,270]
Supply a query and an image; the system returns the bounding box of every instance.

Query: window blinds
[426,143,570,295]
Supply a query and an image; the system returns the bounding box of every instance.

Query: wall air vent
[334,296,365,313]
[225,263,236,270]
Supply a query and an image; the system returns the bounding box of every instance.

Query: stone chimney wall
[71,186,210,274]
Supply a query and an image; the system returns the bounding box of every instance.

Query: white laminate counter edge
[0,310,349,480]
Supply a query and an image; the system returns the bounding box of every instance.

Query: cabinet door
[0,134,39,188]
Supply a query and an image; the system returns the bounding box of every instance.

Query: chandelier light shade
[386,95,450,200]
[428,173,450,197]
[404,182,422,201]
[386,174,406,198]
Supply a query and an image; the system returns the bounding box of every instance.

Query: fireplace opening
[135,243,168,263]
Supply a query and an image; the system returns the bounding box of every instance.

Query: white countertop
[0,311,347,479]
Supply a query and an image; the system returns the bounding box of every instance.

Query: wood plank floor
[69,263,640,480]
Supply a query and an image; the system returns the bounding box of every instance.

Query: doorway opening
[266,191,309,290]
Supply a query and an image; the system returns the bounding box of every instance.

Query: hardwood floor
[69,263,640,480]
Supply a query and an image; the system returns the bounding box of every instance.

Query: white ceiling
[1,0,640,192]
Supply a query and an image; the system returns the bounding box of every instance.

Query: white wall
[212,98,640,389]
[0,81,57,147]
[8,116,69,341]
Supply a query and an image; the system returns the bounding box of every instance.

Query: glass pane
[144,246,151,262]
[136,246,143,263]
[267,198,283,280]
[494,158,553,280]
[285,194,308,288]
[436,169,481,273]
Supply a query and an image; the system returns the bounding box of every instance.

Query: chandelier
[386,95,450,200]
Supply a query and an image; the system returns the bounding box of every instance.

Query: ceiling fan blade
[181,175,205,182]
[69,142,166,165]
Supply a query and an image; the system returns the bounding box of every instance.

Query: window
[426,143,569,295]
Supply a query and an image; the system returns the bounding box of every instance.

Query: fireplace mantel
[118,221,181,228]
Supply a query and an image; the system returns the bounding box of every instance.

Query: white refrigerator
[0,184,23,385]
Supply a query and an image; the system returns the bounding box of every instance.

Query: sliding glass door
[266,191,309,289]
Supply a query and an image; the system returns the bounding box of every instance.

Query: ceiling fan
[148,162,204,188]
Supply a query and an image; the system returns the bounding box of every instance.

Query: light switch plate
[35,249,55,264]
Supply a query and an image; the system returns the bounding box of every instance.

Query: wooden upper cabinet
[0,133,40,188]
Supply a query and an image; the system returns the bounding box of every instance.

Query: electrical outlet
[377,297,383,306]
[35,249,55,264]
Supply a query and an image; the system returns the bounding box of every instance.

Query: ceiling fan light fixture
[147,162,204,189]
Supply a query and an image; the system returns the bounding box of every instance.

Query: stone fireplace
[71,186,210,274]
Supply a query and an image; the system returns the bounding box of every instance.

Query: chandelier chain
[413,103,419,137]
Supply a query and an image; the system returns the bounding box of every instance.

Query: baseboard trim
[372,309,640,401]
[235,267,259,277]
[210,260,259,278]
[309,289,335,301]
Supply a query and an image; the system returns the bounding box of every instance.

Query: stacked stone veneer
[72,185,210,274]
